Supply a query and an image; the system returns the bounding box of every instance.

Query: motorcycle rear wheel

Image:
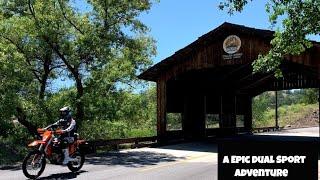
[22,150,46,179]
[67,151,85,172]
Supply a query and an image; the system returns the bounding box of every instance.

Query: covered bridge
[138,22,320,142]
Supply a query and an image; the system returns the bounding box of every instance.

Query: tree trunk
[16,107,40,138]
[39,79,46,100]
[39,53,52,100]
[38,54,53,122]
[74,72,84,124]
[42,37,85,123]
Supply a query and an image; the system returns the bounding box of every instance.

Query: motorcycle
[22,125,87,179]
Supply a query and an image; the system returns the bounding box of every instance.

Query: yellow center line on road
[138,153,217,172]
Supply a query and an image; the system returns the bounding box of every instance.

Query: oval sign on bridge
[223,35,241,54]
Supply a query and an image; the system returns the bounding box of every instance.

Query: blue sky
[73,0,274,65]
[138,0,271,64]
[54,0,319,90]
[138,0,319,64]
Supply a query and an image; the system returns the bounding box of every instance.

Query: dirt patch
[285,110,319,129]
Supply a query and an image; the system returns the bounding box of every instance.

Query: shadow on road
[38,170,87,180]
[86,151,185,168]
[0,165,21,171]
[158,141,218,153]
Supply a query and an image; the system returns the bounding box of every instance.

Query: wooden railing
[90,136,157,147]
[253,126,283,133]
[84,136,157,154]
[82,127,284,154]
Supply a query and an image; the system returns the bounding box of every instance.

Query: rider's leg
[62,148,73,164]
[61,139,75,165]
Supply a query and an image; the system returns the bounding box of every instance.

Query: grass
[125,128,156,138]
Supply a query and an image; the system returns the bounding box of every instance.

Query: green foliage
[219,0,320,77]
[252,89,319,128]
[253,103,318,128]
[80,85,157,140]
[0,125,30,165]
[252,92,273,123]
[218,0,252,14]
[0,0,157,123]
[0,0,158,165]
[80,119,156,140]
[206,114,220,128]
[0,41,36,137]
[166,113,182,130]
[299,89,319,104]
[126,128,156,138]
[80,120,127,140]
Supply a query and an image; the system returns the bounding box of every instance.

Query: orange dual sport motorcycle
[22,126,87,179]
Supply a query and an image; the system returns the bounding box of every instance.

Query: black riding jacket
[53,118,76,137]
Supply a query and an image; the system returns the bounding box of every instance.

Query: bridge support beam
[220,95,236,129]
[244,96,253,133]
[157,80,167,143]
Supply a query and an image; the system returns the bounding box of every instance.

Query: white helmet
[59,106,72,120]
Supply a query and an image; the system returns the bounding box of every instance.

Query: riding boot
[62,148,75,165]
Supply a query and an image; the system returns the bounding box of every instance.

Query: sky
[138,0,319,64]
[138,0,271,64]
[54,0,319,91]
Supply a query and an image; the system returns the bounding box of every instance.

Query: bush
[79,120,128,140]
[0,126,31,165]
[79,119,156,140]
[126,128,156,138]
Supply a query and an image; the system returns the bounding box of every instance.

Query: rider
[47,106,77,165]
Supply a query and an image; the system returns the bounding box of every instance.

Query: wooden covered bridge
[138,22,320,142]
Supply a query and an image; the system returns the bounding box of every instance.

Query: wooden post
[318,65,320,129]
[244,96,252,133]
[157,80,167,143]
[183,95,206,140]
[204,95,207,135]
[182,95,190,139]
[275,91,279,129]
[232,95,237,128]
[219,95,223,128]
[219,94,237,135]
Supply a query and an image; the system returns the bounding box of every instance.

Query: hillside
[253,103,319,128]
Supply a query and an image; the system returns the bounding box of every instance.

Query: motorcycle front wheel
[67,151,85,172]
[22,150,46,179]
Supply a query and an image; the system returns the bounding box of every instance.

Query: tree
[0,0,156,125]
[0,41,37,136]
[219,0,320,77]
[0,1,63,101]
[252,92,273,122]
[299,89,319,104]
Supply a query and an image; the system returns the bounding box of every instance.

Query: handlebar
[37,127,63,135]
[55,129,63,135]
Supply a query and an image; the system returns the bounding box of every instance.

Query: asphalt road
[0,127,318,180]
[0,142,218,180]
